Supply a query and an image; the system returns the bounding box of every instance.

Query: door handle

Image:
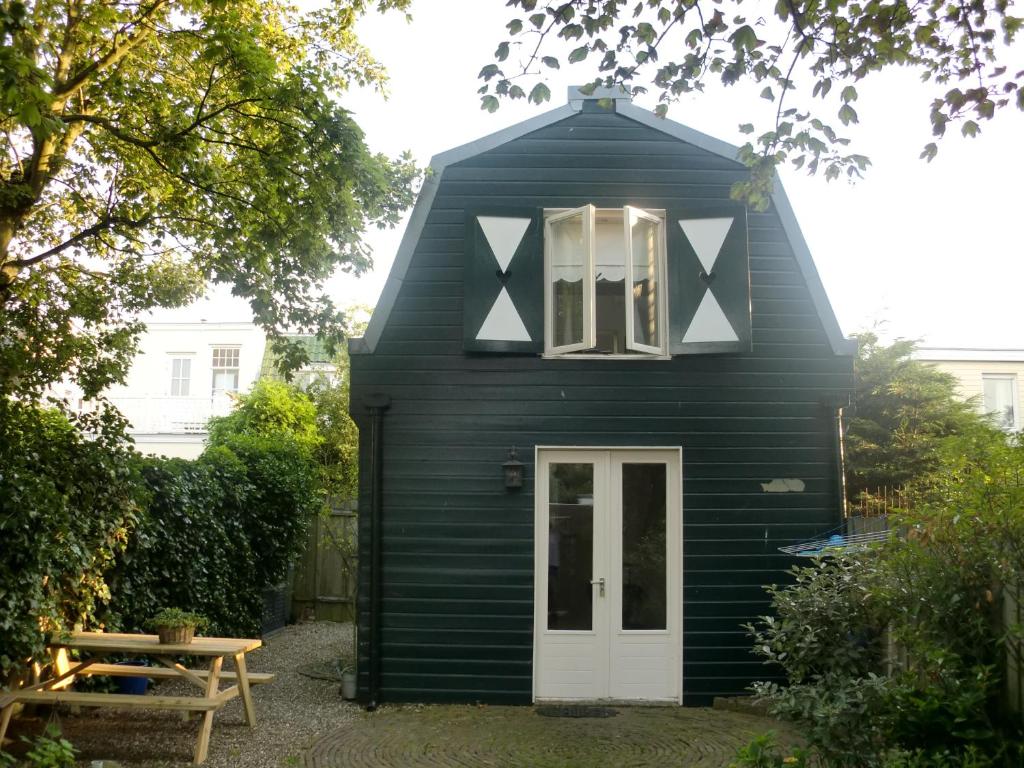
[590,577,605,597]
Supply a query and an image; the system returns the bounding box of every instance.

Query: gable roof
[353,89,856,357]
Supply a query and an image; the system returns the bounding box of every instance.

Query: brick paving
[304,703,803,768]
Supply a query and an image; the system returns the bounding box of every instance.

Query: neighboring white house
[53,320,268,459]
[916,347,1024,432]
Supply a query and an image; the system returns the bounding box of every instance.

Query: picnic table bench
[0,632,273,764]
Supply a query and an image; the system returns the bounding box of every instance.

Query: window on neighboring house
[211,347,240,394]
[170,357,192,396]
[982,374,1018,431]
[293,363,338,391]
[545,205,666,356]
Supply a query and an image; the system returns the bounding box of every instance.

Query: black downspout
[364,393,391,712]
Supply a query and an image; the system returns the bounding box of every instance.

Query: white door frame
[532,446,683,703]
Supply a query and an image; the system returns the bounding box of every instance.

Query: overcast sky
[167,0,1024,349]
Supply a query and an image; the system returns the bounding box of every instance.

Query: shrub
[207,380,321,456]
[749,433,1024,766]
[0,399,145,678]
[749,555,892,765]
[104,434,317,637]
[104,452,260,636]
[729,733,809,768]
[214,433,319,586]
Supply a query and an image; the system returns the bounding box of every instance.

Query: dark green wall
[351,105,854,706]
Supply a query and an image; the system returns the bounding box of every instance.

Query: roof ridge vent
[567,84,632,109]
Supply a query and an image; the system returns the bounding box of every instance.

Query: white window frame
[544,205,595,355]
[982,373,1020,431]
[211,346,241,394]
[623,206,668,356]
[169,355,193,397]
[543,205,667,357]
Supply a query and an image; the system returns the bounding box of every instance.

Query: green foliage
[750,433,1024,765]
[0,725,77,768]
[106,434,317,637]
[145,607,209,632]
[729,733,809,768]
[104,451,260,637]
[882,745,1007,768]
[208,380,322,456]
[308,375,360,503]
[749,555,892,765]
[484,1,1021,209]
[845,332,991,500]
[1,0,419,399]
[213,433,319,586]
[0,399,145,677]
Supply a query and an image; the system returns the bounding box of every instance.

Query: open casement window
[624,206,666,355]
[545,205,595,354]
[464,203,747,357]
[545,205,667,357]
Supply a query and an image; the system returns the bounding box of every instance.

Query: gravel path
[57,621,357,767]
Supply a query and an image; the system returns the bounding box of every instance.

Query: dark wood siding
[352,106,853,706]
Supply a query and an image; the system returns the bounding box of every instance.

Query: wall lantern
[503,447,525,489]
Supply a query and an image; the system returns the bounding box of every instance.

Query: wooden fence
[1003,580,1024,724]
[883,574,1024,726]
[291,500,358,623]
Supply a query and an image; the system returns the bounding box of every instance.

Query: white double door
[533,448,682,702]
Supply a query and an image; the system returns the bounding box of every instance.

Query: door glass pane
[594,212,626,353]
[548,463,594,630]
[630,215,660,348]
[622,463,667,630]
[549,213,585,348]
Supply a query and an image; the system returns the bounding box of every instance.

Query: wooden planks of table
[0,632,274,764]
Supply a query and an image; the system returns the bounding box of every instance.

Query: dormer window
[545,206,667,356]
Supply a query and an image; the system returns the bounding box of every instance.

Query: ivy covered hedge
[107,434,318,637]
[0,393,320,678]
[0,399,146,675]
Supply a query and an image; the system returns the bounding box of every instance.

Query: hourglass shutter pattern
[667,205,751,355]
[464,209,544,353]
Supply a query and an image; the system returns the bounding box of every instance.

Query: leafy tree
[482,0,1022,209]
[306,307,368,503]
[0,0,418,399]
[845,332,991,500]
[207,379,322,456]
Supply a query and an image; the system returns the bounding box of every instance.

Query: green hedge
[106,434,318,637]
[0,400,145,676]
[0,400,320,677]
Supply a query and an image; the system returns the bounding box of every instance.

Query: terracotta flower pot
[156,625,195,645]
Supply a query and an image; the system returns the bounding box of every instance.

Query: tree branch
[11,213,153,268]
[61,98,264,148]
[53,0,170,97]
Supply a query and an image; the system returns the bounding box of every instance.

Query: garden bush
[748,430,1024,767]
[105,434,318,637]
[0,399,145,678]
[0,391,322,679]
[104,450,261,637]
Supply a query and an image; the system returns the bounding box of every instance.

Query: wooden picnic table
[0,632,274,764]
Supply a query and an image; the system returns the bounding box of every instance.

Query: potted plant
[145,608,209,645]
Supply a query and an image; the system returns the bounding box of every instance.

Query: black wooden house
[349,87,855,707]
